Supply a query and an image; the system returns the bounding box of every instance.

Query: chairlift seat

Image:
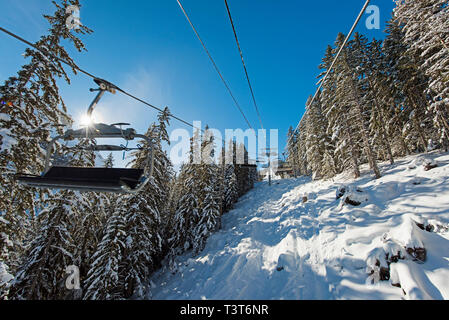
[16,78,156,195]
[17,167,145,193]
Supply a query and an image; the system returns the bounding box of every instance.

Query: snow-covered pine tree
[394,0,449,147]
[248,164,258,187]
[119,109,174,299]
[97,109,172,299]
[166,127,221,264]
[383,20,420,155]
[83,206,127,300]
[223,162,238,213]
[0,0,91,280]
[383,19,433,153]
[321,34,362,179]
[321,151,337,180]
[103,153,114,168]
[166,137,200,269]
[357,37,395,165]
[164,168,184,243]
[72,190,108,299]
[296,115,310,176]
[168,165,198,256]
[10,137,98,300]
[68,138,109,300]
[152,107,174,226]
[121,190,162,299]
[235,143,254,196]
[304,92,332,180]
[193,183,219,253]
[129,109,173,222]
[286,126,300,177]
[216,146,226,216]
[191,127,221,254]
[318,45,343,178]
[341,33,381,179]
[9,192,78,300]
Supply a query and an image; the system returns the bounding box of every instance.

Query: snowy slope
[149,152,449,300]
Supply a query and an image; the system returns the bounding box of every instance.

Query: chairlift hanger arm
[87,89,106,118]
[87,78,118,117]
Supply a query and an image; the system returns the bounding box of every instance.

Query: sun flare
[79,113,94,127]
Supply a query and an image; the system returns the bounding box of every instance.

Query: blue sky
[0,0,395,165]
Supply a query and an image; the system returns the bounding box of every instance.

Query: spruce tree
[322,34,362,179]
[286,126,300,177]
[0,0,91,279]
[93,108,172,299]
[152,107,174,222]
[9,193,79,300]
[317,44,342,177]
[191,128,220,254]
[10,137,97,300]
[304,93,333,180]
[383,19,433,153]
[394,0,449,147]
[167,128,222,264]
[83,206,127,300]
[383,20,422,155]
[167,162,199,270]
[223,163,238,212]
[103,153,114,168]
[67,138,102,300]
[341,33,381,179]
[358,38,395,164]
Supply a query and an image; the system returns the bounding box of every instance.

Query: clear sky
[0,0,395,165]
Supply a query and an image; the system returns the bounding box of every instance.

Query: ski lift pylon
[16,79,156,194]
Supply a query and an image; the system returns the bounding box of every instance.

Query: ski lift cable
[285,0,371,150]
[0,25,197,131]
[176,0,255,131]
[0,26,236,148]
[224,0,264,130]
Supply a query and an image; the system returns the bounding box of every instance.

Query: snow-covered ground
[149,152,449,300]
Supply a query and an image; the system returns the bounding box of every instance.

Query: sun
[79,113,94,127]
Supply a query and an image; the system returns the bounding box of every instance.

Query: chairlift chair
[16,79,156,194]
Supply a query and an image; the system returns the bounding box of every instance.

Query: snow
[150,152,449,300]
[0,261,13,290]
[0,128,17,153]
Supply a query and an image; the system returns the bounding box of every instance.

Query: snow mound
[408,156,438,171]
[337,185,369,207]
[390,216,426,260]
